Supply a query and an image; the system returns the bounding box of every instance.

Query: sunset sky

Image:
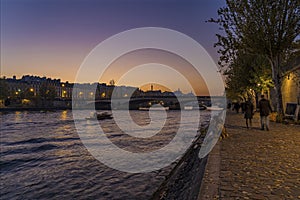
[1,0,225,95]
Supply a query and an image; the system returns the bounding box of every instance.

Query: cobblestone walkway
[199,111,300,200]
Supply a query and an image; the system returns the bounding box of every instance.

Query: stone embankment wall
[151,128,209,200]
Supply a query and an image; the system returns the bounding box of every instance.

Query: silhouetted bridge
[80,96,225,110]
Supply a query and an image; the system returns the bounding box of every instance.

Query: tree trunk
[254,90,259,111]
[270,56,284,117]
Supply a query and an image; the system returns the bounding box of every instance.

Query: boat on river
[139,105,169,111]
[205,106,224,111]
[184,105,207,110]
[86,112,113,120]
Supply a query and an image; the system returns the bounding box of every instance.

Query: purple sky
[1,0,225,94]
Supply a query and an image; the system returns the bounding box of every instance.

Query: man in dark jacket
[258,95,272,131]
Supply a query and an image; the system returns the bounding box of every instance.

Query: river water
[0,110,210,199]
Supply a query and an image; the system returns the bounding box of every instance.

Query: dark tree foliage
[225,53,272,100]
[210,0,300,115]
[0,78,9,100]
[39,83,56,100]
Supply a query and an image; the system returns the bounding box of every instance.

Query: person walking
[244,99,254,129]
[233,102,240,113]
[258,95,272,131]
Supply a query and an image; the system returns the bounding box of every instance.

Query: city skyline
[3,73,196,95]
[1,0,225,96]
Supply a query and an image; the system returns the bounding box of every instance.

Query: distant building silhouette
[1,75,197,104]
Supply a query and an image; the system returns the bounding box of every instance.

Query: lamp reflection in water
[60,110,68,120]
[14,111,21,122]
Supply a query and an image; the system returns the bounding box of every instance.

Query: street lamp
[78,91,83,99]
[63,90,66,98]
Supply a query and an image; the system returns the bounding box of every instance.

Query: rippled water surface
[1,110,210,199]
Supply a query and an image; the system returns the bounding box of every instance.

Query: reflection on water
[14,111,22,122]
[0,110,210,199]
[60,110,68,120]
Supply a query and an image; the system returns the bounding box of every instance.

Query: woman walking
[244,99,254,129]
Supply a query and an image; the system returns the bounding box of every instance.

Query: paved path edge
[197,140,221,200]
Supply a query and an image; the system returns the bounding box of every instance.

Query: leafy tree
[0,78,9,100]
[109,79,115,86]
[38,83,57,107]
[22,88,35,99]
[225,53,273,102]
[39,83,56,100]
[210,0,300,116]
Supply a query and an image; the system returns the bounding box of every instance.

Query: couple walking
[244,95,272,130]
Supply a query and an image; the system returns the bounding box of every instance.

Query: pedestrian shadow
[224,124,261,131]
[224,124,244,129]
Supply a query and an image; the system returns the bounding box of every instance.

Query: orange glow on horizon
[99,49,209,96]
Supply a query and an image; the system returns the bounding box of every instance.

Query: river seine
[1,110,210,199]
